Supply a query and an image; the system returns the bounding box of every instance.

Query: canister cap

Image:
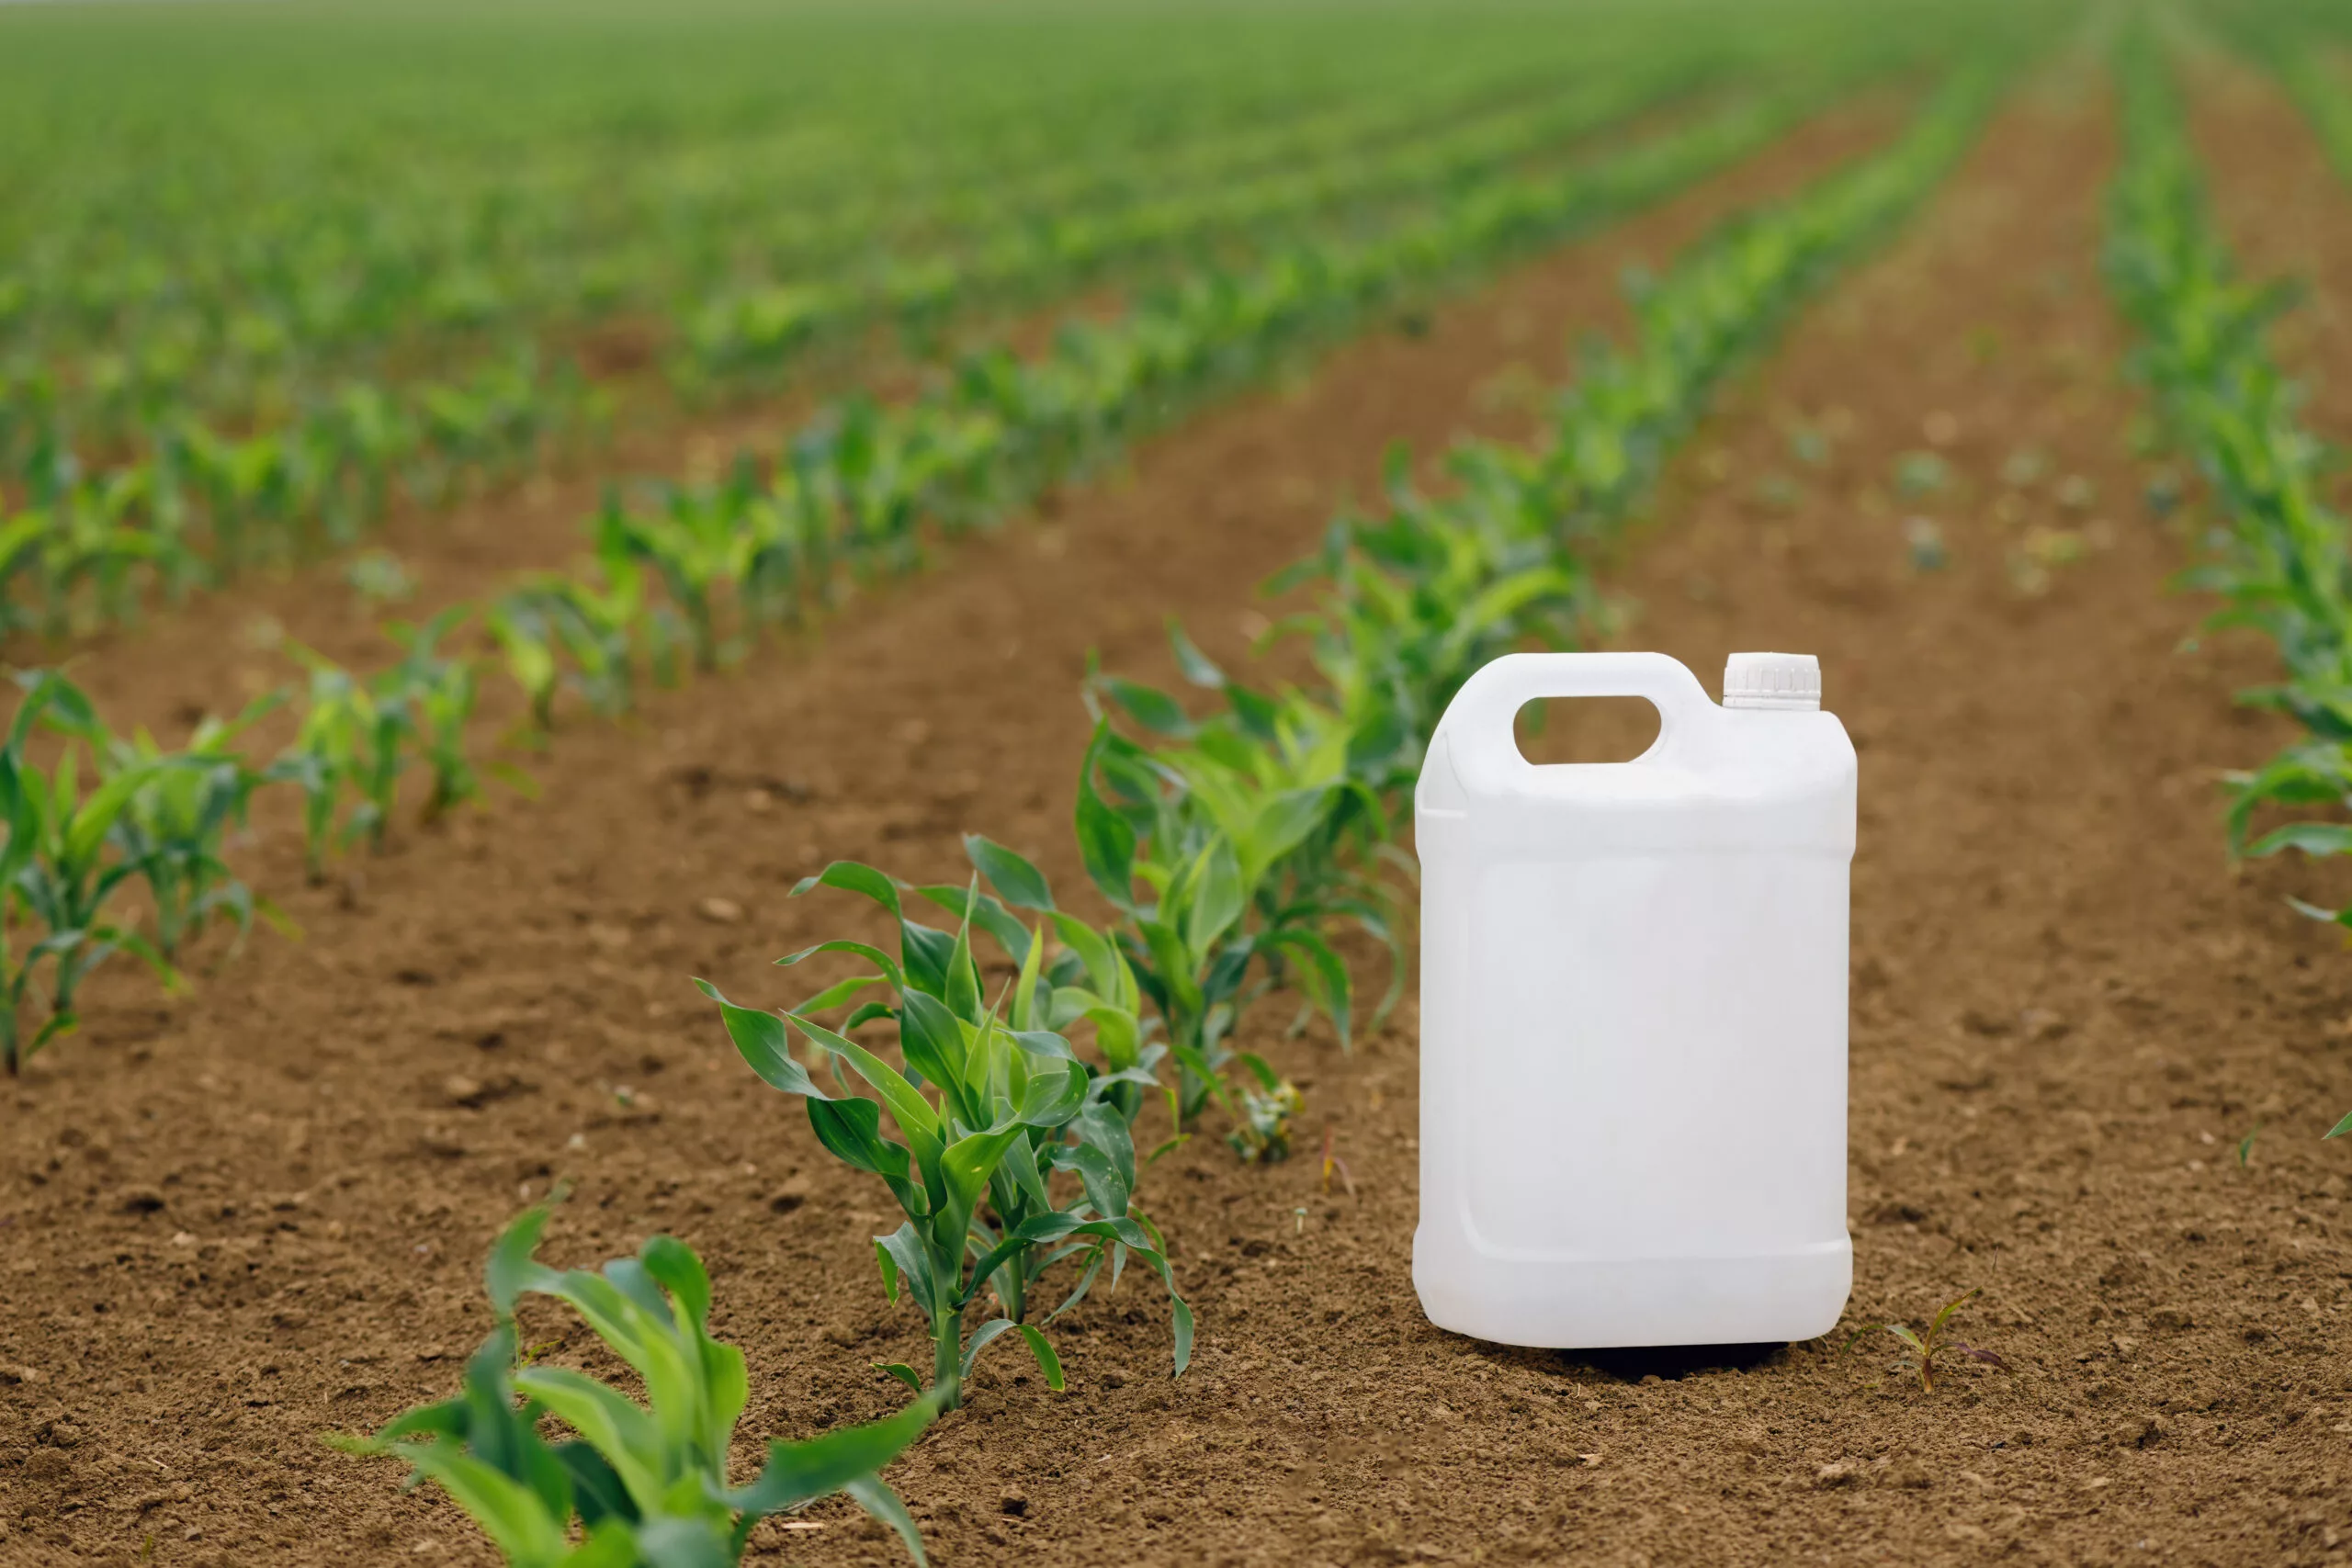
[1722,651,1820,710]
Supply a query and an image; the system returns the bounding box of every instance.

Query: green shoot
[0,671,185,1071]
[90,691,288,964]
[700,836,1192,1412]
[334,1203,942,1566]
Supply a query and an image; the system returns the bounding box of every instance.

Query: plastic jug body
[1411,652,1856,1348]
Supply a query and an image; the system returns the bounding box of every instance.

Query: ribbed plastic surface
[1722,651,1821,710]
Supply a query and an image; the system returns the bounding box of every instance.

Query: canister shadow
[1564,1342,1788,1382]
[1462,1337,1792,1382]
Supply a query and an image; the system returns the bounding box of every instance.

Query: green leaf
[729,1387,944,1517]
[1099,675,1194,737]
[807,1098,915,1196]
[943,878,982,1021]
[914,883,1033,966]
[695,980,831,1100]
[629,1516,734,1568]
[940,1123,1024,1222]
[1260,926,1353,1051]
[485,1205,560,1319]
[552,1442,635,1530]
[874,1224,938,1317]
[897,989,974,1117]
[1075,724,1139,912]
[960,1319,1065,1391]
[787,1010,943,1148]
[842,1473,931,1567]
[390,1444,575,1565]
[2247,822,2352,860]
[965,834,1055,911]
[2325,1109,2352,1140]
[636,1236,712,1329]
[513,1367,667,1517]
[1179,836,1246,956]
[792,861,904,919]
[1167,621,1227,688]
[776,939,906,993]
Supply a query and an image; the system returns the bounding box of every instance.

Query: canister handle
[1439,651,1718,791]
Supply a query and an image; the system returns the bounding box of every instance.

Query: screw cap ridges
[1722,651,1820,710]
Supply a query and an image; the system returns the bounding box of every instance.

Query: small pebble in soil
[697,897,743,924]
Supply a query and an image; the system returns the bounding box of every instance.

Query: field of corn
[7,0,2352,1562]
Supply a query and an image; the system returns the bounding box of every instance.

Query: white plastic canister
[1411,651,1856,1348]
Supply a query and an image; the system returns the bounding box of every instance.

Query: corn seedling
[491,570,645,733]
[0,671,183,1071]
[700,836,1191,1412]
[269,650,411,876]
[1843,1288,2007,1393]
[1074,709,1363,1131]
[335,1204,942,1566]
[385,606,503,823]
[88,694,287,964]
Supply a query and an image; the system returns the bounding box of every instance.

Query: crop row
[3,11,1905,443]
[0,59,1798,644]
[0,31,1660,449]
[2102,28,2352,1140]
[678,48,1737,391]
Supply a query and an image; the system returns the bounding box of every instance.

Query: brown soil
[0,106,1913,1568]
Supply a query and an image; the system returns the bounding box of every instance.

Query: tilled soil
[0,104,1915,1568]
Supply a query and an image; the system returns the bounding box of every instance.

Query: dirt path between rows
[0,107,1910,1567]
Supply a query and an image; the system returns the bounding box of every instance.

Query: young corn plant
[491,569,645,731]
[699,837,1190,1412]
[268,649,412,879]
[87,692,285,964]
[488,588,567,738]
[335,1203,942,1566]
[594,465,797,675]
[0,671,182,1072]
[1073,702,1366,1148]
[385,606,505,823]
